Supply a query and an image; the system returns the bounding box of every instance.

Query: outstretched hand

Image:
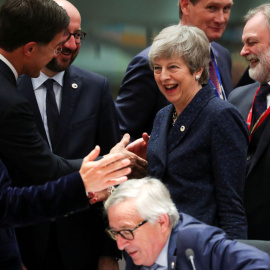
[109,134,148,179]
[80,146,131,193]
[126,132,149,160]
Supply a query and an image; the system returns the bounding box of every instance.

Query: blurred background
[2,0,268,97]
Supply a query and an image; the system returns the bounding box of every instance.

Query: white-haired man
[105,178,270,270]
[229,3,270,241]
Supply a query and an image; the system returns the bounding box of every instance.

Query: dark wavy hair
[0,0,70,52]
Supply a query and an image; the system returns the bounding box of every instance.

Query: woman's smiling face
[153,57,201,112]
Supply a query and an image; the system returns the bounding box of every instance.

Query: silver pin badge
[171,262,175,269]
[180,125,185,132]
[72,83,78,89]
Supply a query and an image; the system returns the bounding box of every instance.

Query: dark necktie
[44,79,59,147]
[209,59,221,98]
[252,84,270,126]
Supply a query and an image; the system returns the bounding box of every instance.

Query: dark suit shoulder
[228,82,259,120]
[132,46,150,61]
[229,82,259,104]
[212,41,230,55]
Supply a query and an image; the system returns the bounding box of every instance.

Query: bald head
[54,0,81,24]
[42,0,83,76]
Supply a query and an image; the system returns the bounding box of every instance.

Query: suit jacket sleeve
[0,160,89,227]
[0,90,81,184]
[176,220,270,270]
[115,47,169,141]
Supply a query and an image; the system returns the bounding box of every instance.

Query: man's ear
[180,0,190,16]
[158,213,170,233]
[23,42,37,57]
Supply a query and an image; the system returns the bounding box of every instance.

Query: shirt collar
[155,233,171,268]
[31,71,65,91]
[0,54,18,79]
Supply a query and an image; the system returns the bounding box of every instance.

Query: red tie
[252,84,270,125]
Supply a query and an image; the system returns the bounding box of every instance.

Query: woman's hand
[109,134,148,179]
[87,188,111,204]
[126,132,149,160]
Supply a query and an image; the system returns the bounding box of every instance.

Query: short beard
[46,53,76,73]
[248,49,270,84]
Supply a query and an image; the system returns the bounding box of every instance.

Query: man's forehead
[242,14,270,42]
[196,0,233,6]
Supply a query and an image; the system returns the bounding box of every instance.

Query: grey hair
[244,4,270,31]
[148,24,210,84]
[104,177,179,228]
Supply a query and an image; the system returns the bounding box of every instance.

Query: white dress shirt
[31,71,65,148]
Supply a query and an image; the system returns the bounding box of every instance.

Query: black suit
[229,82,270,240]
[0,159,89,270]
[0,60,81,185]
[16,65,121,270]
[115,42,233,140]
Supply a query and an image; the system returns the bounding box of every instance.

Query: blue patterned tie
[141,263,159,270]
[252,84,270,126]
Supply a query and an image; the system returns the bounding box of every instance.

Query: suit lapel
[168,226,178,270]
[17,75,48,143]
[53,67,81,152]
[167,85,215,154]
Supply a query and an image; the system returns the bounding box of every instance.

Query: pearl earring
[195,75,200,81]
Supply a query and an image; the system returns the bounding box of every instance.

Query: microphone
[185,248,196,270]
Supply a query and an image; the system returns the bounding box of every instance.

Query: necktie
[44,79,59,147]
[209,59,221,98]
[141,263,159,270]
[252,84,270,125]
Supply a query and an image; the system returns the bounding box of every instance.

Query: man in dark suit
[0,147,131,270]
[115,0,234,140]
[228,4,270,240]
[16,1,121,269]
[0,0,133,269]
[0,0,81,188]
[104,178,270,270]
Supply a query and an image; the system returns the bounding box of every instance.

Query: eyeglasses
[63,30,86,44]
[106,220,148,241]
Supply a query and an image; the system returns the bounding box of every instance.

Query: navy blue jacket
[0,160,89,270]
[125,213,270,270]
[147,84,248,239]
[115,42,233,140]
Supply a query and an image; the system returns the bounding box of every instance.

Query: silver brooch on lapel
[71,83,78,89]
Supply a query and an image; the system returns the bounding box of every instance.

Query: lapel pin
[180,125,185,132]
[71,83,78,89]
[171,261,175,269]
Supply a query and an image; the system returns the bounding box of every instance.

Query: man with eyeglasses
[104,178,270,270]
[16,1,123,269]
